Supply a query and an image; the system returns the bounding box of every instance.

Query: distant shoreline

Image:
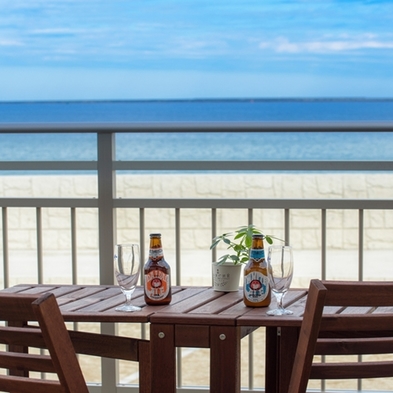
[2,97,393,105]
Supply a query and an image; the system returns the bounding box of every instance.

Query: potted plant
[210,224,278,292]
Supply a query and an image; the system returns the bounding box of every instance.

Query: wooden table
[3,284,308,393]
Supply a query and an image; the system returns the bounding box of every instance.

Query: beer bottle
[243,234,271,307]
[144,233,172,305]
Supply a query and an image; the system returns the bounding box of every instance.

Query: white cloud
[260,36,393,54]
[0,38,23,46]
[30,28,87,35]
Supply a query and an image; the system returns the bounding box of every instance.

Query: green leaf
[218,254,230,264]
[246,225,254,236]
[236,226,248,235]
[210,238,222,249]
[234,232,243,240]
[229,255,239,263]
[233,244,244,252]
[244,235,253,249]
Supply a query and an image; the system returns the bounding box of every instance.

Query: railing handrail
[1,197,392,209]
[1,120,393,133]
[1,160,393,172]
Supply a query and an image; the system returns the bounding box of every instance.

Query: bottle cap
[150,233,161,237]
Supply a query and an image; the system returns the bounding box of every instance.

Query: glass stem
[275,292,284,310]
[124,290,133,304]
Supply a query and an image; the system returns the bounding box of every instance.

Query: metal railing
[1,121,393,392]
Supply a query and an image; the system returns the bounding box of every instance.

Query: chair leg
[8,320,28,378]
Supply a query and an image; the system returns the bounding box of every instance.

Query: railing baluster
[97,132,116,285]
[248,332,254,390]
[139,208,148,360]
[97,132,117,392]
[248,208,253,226]
[321,209,327,280]
[71,208,79,348]
[247,208,254,390]
[358,209,364,281]
[176,208,181,286]
[71,207,77,284]
[211,208,217,263]
[36,207,43,284]
[321,208,327,393]
[2,207,9,288]
[175,208,183,389]
[358,208,365,392]
[140,208,145,286]
[284,208,290,245]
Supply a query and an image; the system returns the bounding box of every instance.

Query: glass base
[267,308,293,316]
[115,303,142,312]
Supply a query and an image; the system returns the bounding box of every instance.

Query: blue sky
[1,0,393,100]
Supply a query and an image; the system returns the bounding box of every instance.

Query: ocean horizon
[2,98,393,122]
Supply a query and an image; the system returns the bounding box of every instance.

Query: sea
[1,99,393,162]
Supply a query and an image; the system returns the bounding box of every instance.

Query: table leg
[210,325,241,393]
[278,326,299,393]
[150,323,176,393]
[265,327,279,393]
[138,340,151,393]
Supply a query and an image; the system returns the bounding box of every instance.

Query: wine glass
[114,244,141,312]
[267,245,294,316]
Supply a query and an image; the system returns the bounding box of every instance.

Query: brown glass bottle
[243,234,271,307]
[144,233,172,305]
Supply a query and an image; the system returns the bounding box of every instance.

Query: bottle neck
[249,236,265,262]
[149,237,164,261]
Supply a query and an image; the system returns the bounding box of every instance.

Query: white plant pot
[212,262,242,292]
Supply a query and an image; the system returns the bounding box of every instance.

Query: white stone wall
[1,172,393,286]
[1,173,393,254]
[0,174,393,250]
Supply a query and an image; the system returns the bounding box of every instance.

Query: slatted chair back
[288,279,393,393]
[0,292,89,393]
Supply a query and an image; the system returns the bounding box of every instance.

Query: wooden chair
[0,292,150,393]
[0,292,90,392]
[288,279,393,393]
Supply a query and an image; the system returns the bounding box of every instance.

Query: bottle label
[145,270,170,300]
[244,271,269,303]
[250,249,265,261]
